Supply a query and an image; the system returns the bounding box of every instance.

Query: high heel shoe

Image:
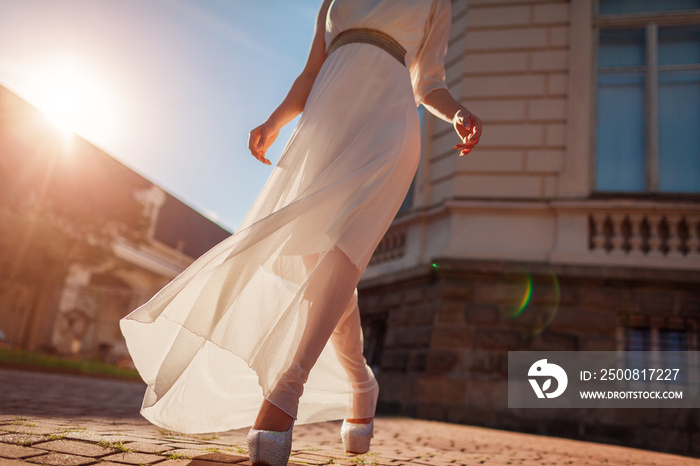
[246,420,294,466]
[340,418,374,454]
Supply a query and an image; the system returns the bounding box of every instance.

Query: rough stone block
[548,307,617,334]
[426,350,460,373]
[404,288,424,305]
[465,379,509,411]
[474,279,531,306]
[387,308,412,327]
[439,283,473,301]
[411,302,436,326]
[407,351,428,372]
[416,375,467,403]
[507,305,560,336]
[393,327,433,348]
[635,427,690,456]
[376,373,415,403]
[358,294,380,311]
[380,292,402,309]
[436,302,465,326]
[693,432,700,456]
[680,296,700,314]
[431,327,474,349]
[578,285,632,313]
[464,303,499,324]
[461,350,507,376]
[658,408,694,430]
[380,350,408,371]
[635,289,676,315]
[475,328,526,351]
[526,331,578,351]
[578,334,616,351]
[547,419,582,438]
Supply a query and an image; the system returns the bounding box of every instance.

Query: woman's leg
[330,290,378,422]
[254,246,361,431]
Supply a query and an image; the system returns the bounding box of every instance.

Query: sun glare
[29,63,115,143]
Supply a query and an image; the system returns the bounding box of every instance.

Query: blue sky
[0,0,320,231]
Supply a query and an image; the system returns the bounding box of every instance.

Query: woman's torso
[325,0,442,67]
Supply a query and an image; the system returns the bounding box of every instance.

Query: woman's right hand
[452,107,482,156]
[248,120,279,165]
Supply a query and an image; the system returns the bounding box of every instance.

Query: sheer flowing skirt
[120,43,421,434]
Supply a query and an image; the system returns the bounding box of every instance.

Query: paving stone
[0,443,46,459]
[33,439,114,457]
[0,425,62,435]
[24,452,94,466]
[115,441,172,454]
[142,460,190,466]
[97,464,145,466]
[101,451,164,464]
[61,431,122,443]
[163,448,208,459]
[0,433,51,446]
[189,452,249,463]
[187,461,243,466]
[3,368,700,465]
[161,441,204,448]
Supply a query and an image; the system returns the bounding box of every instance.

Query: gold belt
[327,28,407,66]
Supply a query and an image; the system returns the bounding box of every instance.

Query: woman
[120,0,481,464]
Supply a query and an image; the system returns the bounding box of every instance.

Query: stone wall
[358,259,700,457]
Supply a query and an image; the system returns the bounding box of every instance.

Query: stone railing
[589,209,699,257]
[369,227,407,266]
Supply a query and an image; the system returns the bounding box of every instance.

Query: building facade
[359,0,700,457]
[0,85,231,365]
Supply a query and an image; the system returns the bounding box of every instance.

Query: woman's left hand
[452,107,482,156]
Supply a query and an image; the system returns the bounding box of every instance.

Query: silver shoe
[247,420,294,466]
[340,418,374,454]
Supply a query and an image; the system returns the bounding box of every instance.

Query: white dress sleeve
[410,0,452,105]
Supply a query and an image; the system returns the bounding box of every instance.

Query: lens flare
[510,272,533,318]
[528,270,561,337]
[27,61,115,143]
[507,269,561,338]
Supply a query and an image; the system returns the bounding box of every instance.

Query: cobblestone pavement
[0,368,697,466]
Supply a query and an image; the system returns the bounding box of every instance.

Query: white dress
[120,0,452,434]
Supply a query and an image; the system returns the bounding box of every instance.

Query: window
[595,0,700,193]
[623,325,697,352]
[622,325,698,386]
